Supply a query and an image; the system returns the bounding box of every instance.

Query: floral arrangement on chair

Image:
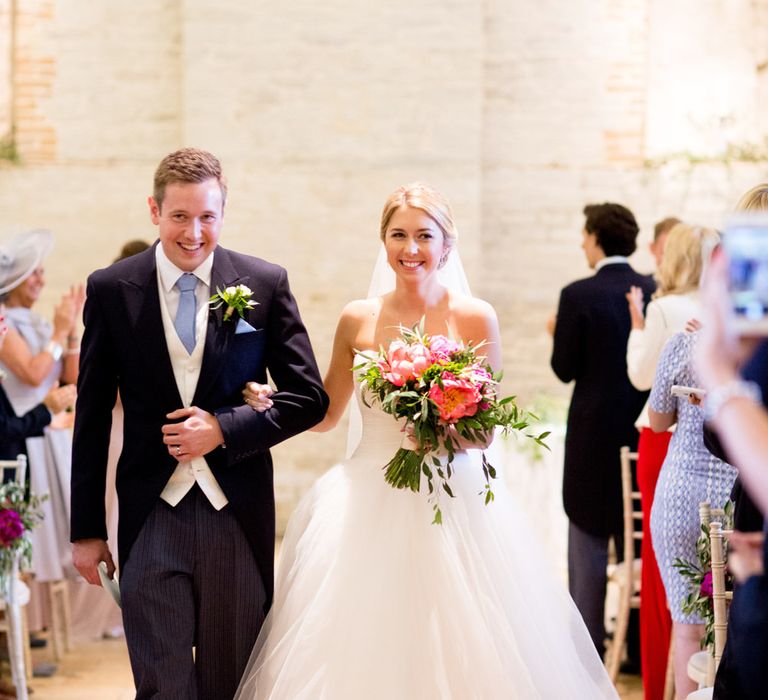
[0,481,45,593]
[355,322,549,523]
[672,500,734,650]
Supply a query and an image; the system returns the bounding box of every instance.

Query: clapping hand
[43,382,76,428]
[243,382,274,412]
[55,284,85,335]
[43,382,76,413]
[625,285,645,330]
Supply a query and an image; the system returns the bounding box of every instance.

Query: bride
[236,183,618,699]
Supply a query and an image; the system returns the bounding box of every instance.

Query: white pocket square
[235,318,258,335]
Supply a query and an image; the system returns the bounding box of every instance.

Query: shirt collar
[595,255,629,271]
[155,244,214,293]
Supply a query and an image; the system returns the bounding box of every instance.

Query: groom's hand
[72,538,115,586]
[162,406,225,460]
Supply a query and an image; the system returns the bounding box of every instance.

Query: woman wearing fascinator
[0,230,83,631]
[235,183,619,699]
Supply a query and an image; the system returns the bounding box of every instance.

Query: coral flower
[428,373,482,423]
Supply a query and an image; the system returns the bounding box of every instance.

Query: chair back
[698,501,725,530]
[620,446,642,570]
[709,521,732,677]
[605,447,642,682]
[0,455,27,488]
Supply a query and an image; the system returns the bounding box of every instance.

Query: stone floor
[20,634,643,699]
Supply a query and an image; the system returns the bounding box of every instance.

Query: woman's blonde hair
[735,183,768,213]
[655,223,720,297]
[379,183,457,266]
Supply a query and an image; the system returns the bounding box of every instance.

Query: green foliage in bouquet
[672,500,734,650]
[355,322,549,523]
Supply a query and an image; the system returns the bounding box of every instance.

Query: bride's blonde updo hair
[379,182,458,268]
[655,223,720,297]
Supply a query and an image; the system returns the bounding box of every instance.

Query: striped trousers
[121,485,266,699]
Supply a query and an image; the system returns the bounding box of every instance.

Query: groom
[70,148,328,698]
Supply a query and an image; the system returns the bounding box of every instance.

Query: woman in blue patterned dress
[649,325,737,698]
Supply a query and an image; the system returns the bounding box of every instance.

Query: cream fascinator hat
[0,230,53,296]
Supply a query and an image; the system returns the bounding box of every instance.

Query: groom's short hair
[153,148,228,211]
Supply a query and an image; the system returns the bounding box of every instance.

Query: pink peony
[464,364,493,386]
[428,372,482,423]
[429,335,461,363]
[700,570,713,598]
[380,340,432,386]
[0,509,24,548]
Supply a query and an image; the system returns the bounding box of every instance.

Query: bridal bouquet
[355,324,548,523]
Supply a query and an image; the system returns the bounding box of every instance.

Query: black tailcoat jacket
[551,262,655,537]
[70,244,328,609]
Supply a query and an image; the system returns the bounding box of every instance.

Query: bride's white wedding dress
[236,365,618,699]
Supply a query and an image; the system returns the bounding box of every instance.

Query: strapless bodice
[348,363,411,461]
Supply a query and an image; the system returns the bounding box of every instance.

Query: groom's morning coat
[71,244,328,608]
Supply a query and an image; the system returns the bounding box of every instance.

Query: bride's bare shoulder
[339,297,382,322]
[448,292,498,323]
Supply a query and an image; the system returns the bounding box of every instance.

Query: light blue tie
[174,273,198,354]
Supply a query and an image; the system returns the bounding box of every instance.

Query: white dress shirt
[155,245,228,510]
[595,255,629,270]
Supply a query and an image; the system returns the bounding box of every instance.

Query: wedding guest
[0,229,84,633]
[625,222,716,700]
[703,183,768,536]
[0,310,76,460]
[697,182,768,699]
[550,202,654,657]
[647,232,738,697]
[648,217,679,269]
[0,310,75,700]
[695,244,768,699]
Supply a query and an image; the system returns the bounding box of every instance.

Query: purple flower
[0,509,24,548]
[700,570,713,597]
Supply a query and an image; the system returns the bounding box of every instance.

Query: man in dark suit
[70,148,328,699]
[550,202,654,655]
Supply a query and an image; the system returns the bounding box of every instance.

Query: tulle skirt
[236,449,617,699]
